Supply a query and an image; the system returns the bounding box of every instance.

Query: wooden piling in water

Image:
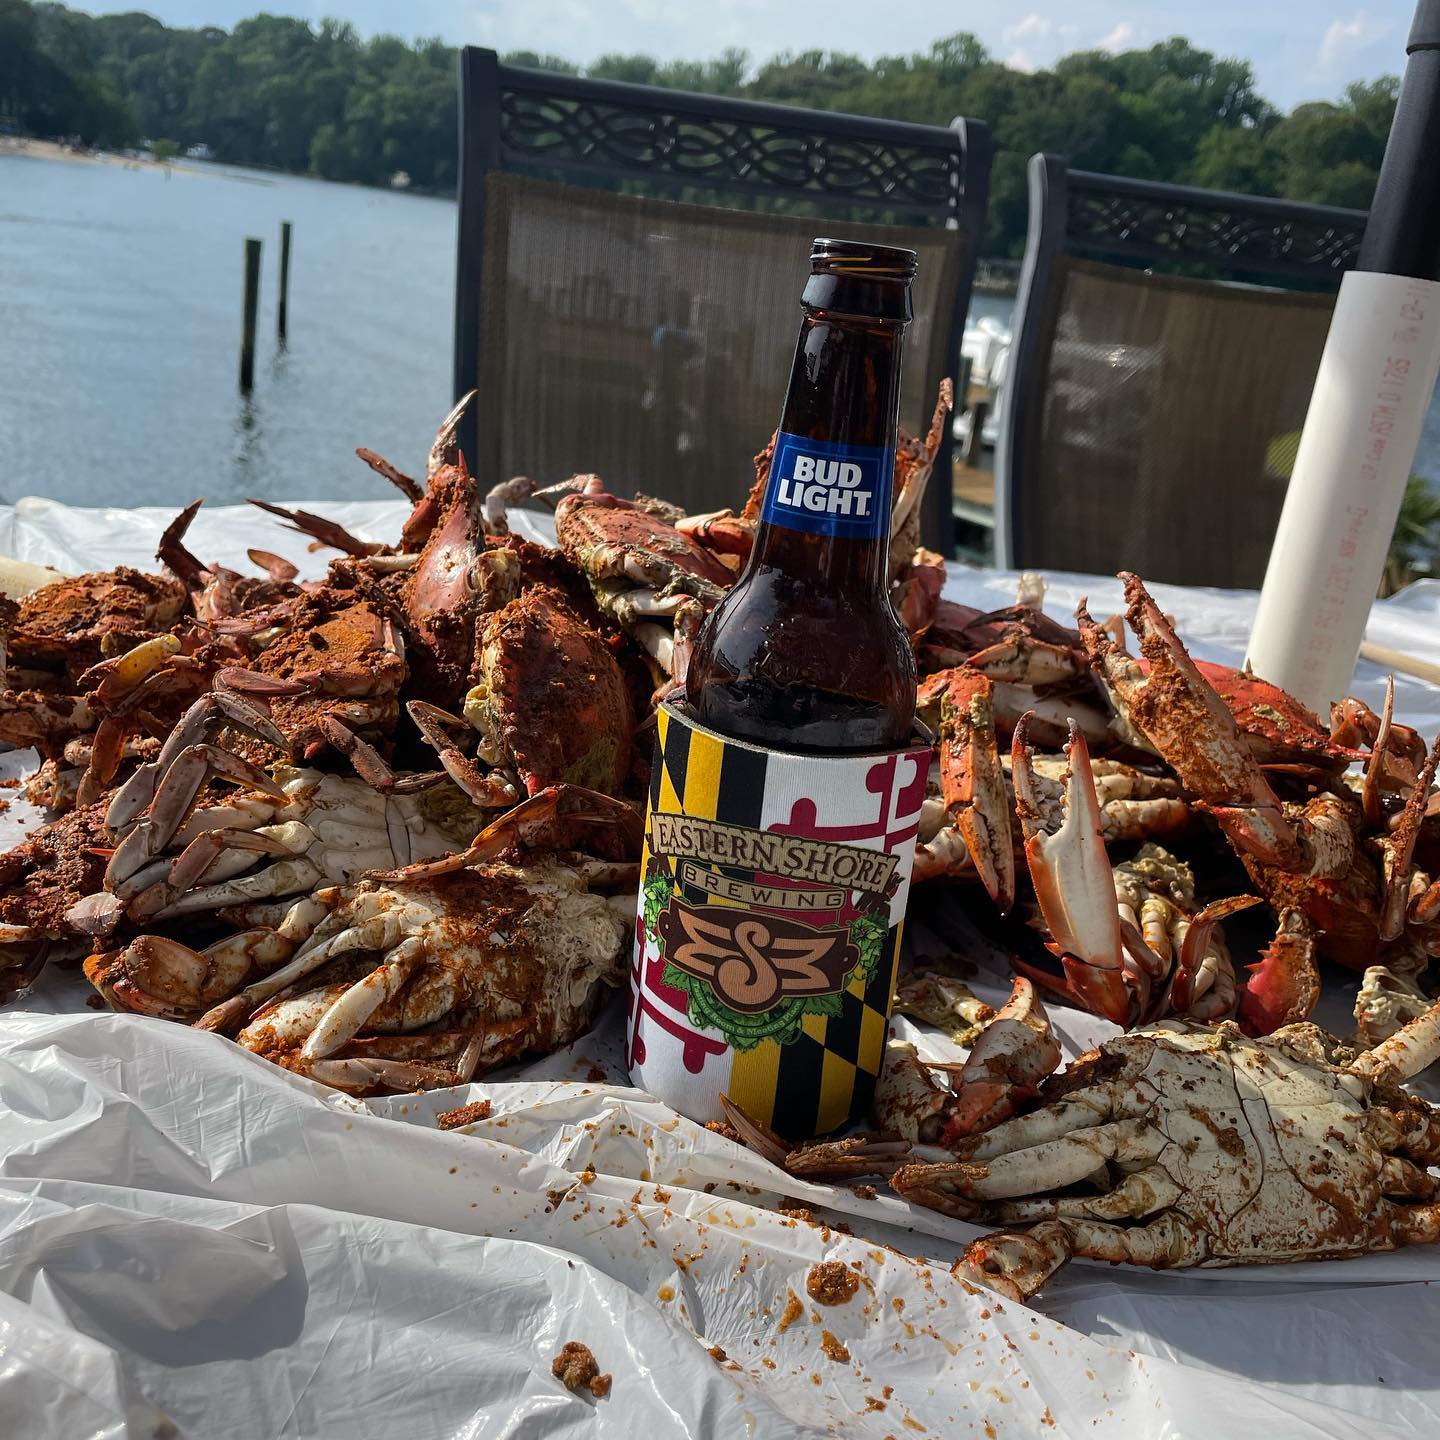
[278,221,292,341]
[239,237,262,391]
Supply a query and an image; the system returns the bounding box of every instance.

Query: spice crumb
[777,1289,804,1333]
[807,1261,860,1307]
[437,1099,492,1130]
[551,1341,611,1399]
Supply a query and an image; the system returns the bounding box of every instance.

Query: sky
[82,0,1422,111]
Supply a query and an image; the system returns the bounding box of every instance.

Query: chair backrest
[454,48,992,545]
[995,155,1367,587]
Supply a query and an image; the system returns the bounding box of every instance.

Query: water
[0,154,455,506]
[2,153,1437,511]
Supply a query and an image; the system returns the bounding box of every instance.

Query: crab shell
[466,587,634,797]
[247,596,407,753]
[5,568,188,678]
[1142,658,1364,769]
[554,486,733,605]
[234,863,631,1088]
[0,802,111,941]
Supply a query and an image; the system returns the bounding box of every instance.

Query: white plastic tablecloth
[2,496,1439,1440]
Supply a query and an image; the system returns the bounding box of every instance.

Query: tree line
[0,1,1400,254]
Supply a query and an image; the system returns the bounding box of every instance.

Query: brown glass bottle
[686,238,917,752]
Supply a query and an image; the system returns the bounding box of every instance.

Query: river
[0,152,454,507]
[1,151,1436,512]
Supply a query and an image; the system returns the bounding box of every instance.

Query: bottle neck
[749,309,906,597]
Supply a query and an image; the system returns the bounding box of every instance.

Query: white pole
[1245,273,1440,712]
[1246,2,1440,713]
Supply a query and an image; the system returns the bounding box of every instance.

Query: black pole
[278,220,292,341]
[239,237,261,391]
[1357,0,1440,279]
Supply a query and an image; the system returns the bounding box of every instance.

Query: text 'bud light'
[760,432,893,537]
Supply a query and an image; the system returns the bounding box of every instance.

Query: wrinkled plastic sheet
[1,496,1439,1439]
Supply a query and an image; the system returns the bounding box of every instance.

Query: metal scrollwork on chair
[1065,178,1366,282]
[497,88,965,218]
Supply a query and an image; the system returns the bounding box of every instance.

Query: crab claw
[1013,716,1130,1026]
[1377,732,1440,942]
[1170,893,1263,1015]
[930,667,1015,913]
[933,977,1061,1141]
[1237,908,1321,1036]
[1080,575,1303,872]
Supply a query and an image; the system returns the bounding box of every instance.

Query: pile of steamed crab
[7,384,1440,1292]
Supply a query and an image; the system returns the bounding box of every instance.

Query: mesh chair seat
[997,157,1366,588]
[475,175,966,516]
[1022,258,1337,585]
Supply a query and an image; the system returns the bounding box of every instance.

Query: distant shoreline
[0,136,210,176]
[0,137,455,197]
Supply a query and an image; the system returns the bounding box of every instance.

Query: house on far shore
[184,143,214,161]
[390,170,411,189]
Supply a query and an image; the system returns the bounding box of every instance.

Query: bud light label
[761,431,893,540]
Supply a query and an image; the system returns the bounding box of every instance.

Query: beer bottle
[686,238,917,752]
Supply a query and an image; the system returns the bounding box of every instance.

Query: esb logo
[761,430,892,539]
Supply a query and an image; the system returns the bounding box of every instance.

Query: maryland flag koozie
[627,701,929,1139]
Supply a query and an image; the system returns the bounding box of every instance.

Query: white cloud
[1001,13,1051,48]
[1317,11,1396,73]
[1096,21,1135,54]
[1002,13,1050,72]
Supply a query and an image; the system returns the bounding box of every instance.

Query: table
[2,496,1439,1439]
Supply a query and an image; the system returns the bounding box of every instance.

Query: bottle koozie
[626,701,929,1139]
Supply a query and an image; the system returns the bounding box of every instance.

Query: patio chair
[994,155,1368,587]
[453,48,992,546]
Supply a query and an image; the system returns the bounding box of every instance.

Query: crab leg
[1377,733,1440,942]
[300,935,429,1061]
[1080,575,1304,870]
[957,1214,1200,1302]
[106,690,289,834]
[930,977,1061,1140]
[407,700,519,807]
[193,894,393,1033]
[1236,907,1320,1035]
[1013,716,1131,1026]
[105,744,285,888]
[316,713,396,790]
[1350,997,1440,1083]
[383,785,641,881]
[123,829,297,921]
[1169,894,1261,1014]
[247,499,383,557]
[483,475,538,532]
[930,668,1015,913]
[427,390,475,478]
[84,927,300,1019]
[355,446,424,503]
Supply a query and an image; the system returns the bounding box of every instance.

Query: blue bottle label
[760,431,893,540]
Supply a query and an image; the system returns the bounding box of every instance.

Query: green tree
[4,3,1405,247]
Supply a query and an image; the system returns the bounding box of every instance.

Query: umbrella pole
[1246,0,1440,712]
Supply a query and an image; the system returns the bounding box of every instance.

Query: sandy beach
[0,136,208,176]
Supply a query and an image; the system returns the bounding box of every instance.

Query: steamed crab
[0,802,113,1000]
[723,978,1064,1179]
[86,786,640,1092]
[440,584,635,802]
[893,1002,1440,1299]
[79,759,491,937]
[0,566,187,687]
[911,667,1189,896]
[1076,574,1440,1003]
[551,475,732,684]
